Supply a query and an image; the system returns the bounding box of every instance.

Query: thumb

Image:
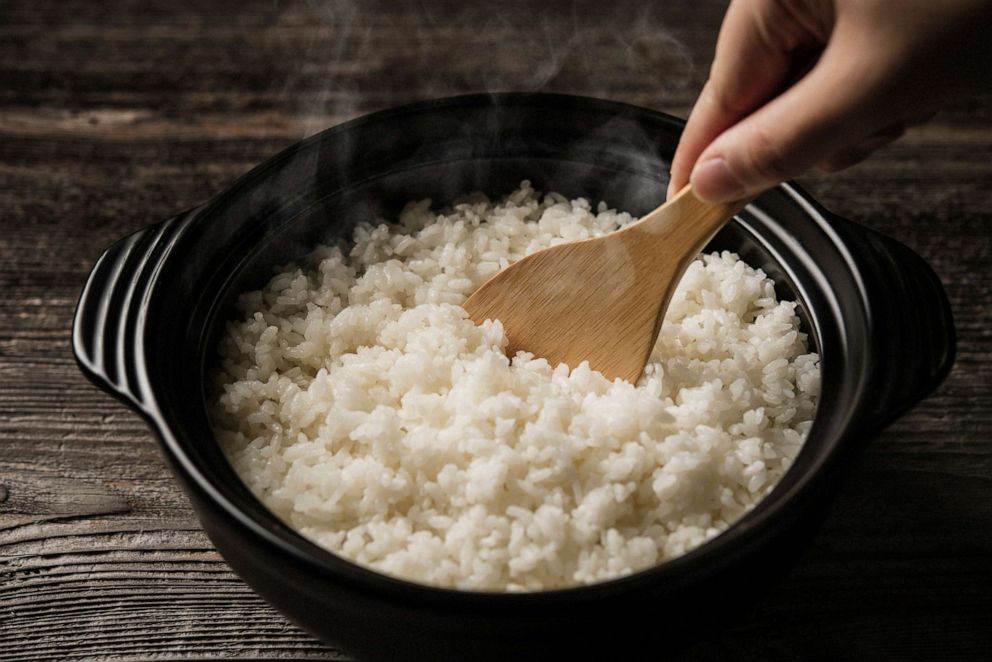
[690,43,885,203]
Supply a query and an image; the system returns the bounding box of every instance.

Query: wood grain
[2,1,991,660]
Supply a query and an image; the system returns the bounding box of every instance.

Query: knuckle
[702,80,750,118]
[741,124,795,184]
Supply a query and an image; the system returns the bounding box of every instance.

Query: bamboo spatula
[462,185,752,382]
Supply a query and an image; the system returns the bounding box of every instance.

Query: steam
[277,0,697,137]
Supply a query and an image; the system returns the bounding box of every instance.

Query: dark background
[2,1,991,660]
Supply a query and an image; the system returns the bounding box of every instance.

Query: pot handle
[72,212,191,411]
[829,213,956,428]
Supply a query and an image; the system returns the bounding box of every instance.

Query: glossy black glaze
[73,94,955,661]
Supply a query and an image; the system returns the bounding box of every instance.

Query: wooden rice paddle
[462,185,752,382]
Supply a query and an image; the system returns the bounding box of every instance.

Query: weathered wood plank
[2,0,991,660]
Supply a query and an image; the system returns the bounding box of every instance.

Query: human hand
[668,0,992,203]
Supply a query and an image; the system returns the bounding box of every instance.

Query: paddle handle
[631,184,753,262]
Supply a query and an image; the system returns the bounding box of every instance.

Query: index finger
[668,0,829,197]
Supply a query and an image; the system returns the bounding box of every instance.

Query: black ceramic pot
[73,93,954,661]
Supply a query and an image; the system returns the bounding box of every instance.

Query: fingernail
[691,158,745,202]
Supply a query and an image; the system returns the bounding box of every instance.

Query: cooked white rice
[212,181,820,591]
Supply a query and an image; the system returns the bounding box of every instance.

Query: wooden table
[2,1,990,659]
